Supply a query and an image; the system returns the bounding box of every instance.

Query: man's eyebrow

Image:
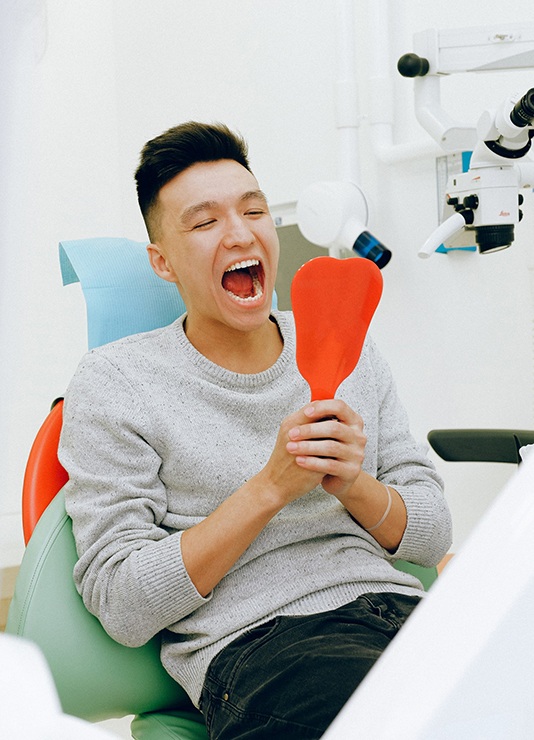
[241,189,269,204]
[180,200,218,226]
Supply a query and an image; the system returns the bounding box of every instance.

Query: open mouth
[222,259,265,304]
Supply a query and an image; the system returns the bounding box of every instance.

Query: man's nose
[221,215,254,248]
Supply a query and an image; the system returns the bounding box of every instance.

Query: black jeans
[200,592,421,739]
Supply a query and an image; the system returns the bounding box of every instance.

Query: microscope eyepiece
[510,88,534,128]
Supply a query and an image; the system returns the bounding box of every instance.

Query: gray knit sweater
[59,311,451,707]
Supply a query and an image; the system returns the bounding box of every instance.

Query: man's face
[148,159,280,339]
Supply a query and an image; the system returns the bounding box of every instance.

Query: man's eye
[246,209,265,217]
[193,219,215,230]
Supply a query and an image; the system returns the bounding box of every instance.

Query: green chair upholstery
[131,711,208,740]
[6,490,207,740]
[394,559,437,592]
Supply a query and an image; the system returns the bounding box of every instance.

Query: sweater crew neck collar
[173,311,296,389]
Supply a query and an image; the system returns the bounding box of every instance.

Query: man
[59,121,452,739]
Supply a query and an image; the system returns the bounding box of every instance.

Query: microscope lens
[353,231,392,269]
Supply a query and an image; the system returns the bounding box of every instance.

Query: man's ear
[147,244,177,283]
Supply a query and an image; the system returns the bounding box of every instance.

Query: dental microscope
[416,87,534,258]
[398,23,534,258]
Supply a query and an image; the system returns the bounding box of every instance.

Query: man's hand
[283,399,366,498]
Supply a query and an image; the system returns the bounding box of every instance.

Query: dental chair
[6,238,436,738]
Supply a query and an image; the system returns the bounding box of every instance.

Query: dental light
[418,88,534,258]
[296,181,392,268]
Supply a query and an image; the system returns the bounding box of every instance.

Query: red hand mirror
[291,257,383,401]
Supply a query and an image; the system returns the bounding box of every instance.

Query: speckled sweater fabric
[59,310,452,707]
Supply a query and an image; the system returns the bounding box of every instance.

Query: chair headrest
[59,237,187,349]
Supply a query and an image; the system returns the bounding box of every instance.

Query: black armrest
[427,429,534,464]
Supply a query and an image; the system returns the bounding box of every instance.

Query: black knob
[519,193,524,205]
[463,194,479,210]
[397,53,430,78]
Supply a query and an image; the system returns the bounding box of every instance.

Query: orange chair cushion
[22,400,69,543]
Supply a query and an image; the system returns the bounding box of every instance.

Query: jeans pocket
[203,618,281,702]
[223,617,282,682]
[358,592,385,619]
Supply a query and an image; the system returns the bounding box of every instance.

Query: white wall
[2,0,534,570]
[0,0,124,564]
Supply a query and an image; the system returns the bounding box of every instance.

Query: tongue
[222,268,254,298]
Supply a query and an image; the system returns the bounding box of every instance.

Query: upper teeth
[225,259,259,272]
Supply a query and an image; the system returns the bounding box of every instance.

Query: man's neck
[184,316,283,374]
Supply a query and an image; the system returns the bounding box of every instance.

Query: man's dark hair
[135,121,251,241]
